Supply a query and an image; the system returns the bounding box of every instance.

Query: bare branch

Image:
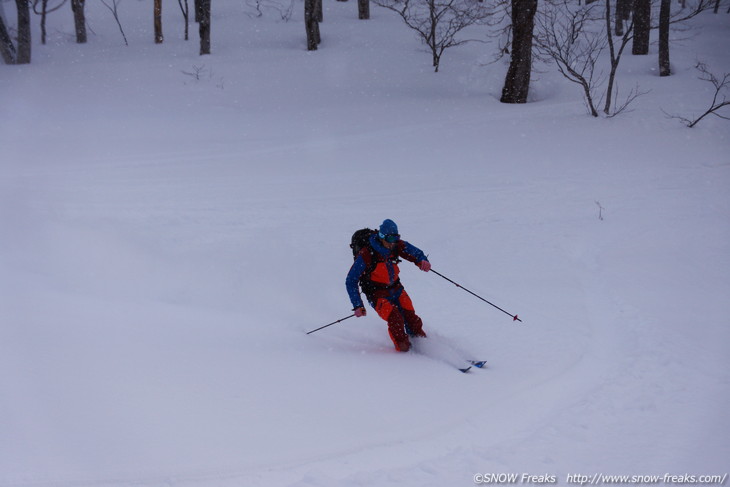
[100,0,128,46]
[606,83,650,118]
[373,0,494,71]
[534,0,606,116]
[664,61,730,127]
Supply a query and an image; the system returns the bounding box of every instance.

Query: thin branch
[664,61,730,127]
[100,0,128,46]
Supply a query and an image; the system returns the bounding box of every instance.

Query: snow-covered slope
[1,2,728,486]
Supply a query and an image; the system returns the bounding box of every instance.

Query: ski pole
[306,313,356,335]
[431,269,522,322]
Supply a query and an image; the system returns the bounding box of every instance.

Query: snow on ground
[1,1,729,486]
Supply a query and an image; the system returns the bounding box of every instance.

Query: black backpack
[350,228,377,257]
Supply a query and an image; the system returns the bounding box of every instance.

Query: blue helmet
[378,219,400,241]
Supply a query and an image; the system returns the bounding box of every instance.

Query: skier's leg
[375,298,410,352]
[398,290,426,338]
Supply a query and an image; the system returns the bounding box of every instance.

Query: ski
[408,336,485,373]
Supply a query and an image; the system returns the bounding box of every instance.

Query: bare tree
[155,0,163,43]
[0,9,17,63]
[373,0,492,72]
[304,0,321,50]
[177,0,189,40]
[71,0,86,43]
[244,0,295,21]
[101,0,128,46]
[535,0,605,116]
[197,0,210,54]
[658,0,670,75]
[33,0,68,45]
[535,0,644,117]
[631,0,650,54]
[603,0,640,114]
[500,0,538,103]
[614,0,630,35]
[16,0,31,64]
[657,0,716,77]
[359,0,370,19]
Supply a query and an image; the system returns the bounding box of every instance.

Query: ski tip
[459,366,472,373]
[469,360,487,368]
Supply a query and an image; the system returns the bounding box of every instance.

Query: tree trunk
[15,0,31,64]
[178,0,189,40]
[0,12,16,64]
[429,0,439,71]
[358,0,370,19]
[155,0,163,43]
[500,0,538,104]
[305,0,320,50]
[632,0,650,55]
[604,0,615,113]
[39,0,47,45]
[316,0,323,22]
[71,0,87,43]
[614,0,630,35]
[197,0,210,54]
[658,0,670,75]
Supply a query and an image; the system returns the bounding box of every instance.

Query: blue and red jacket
[346,233,429,310]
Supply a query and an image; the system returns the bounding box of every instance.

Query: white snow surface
[1,2,729,486]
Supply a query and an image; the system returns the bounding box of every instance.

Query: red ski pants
[373,290,426,352]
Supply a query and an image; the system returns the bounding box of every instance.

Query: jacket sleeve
[346,255,366,309]
[399,240,428,265]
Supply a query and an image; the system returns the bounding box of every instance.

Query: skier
[346,219,431,352]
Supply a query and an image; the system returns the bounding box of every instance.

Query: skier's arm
[346,255,367,310]
[399,241,428,265]
[399,241,431,272]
